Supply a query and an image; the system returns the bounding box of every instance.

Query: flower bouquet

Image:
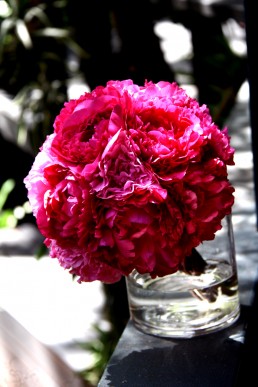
[24,80,239,337]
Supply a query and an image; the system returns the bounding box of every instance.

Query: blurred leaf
[0,17,15,34]
[24,5,49,25]
[34,27,70,38]
[35,242,48,259]
[0,179,15,211]
[78,323,120,386]
[15,18,32,48]
[0,1,12,18]
[0,209,17,228]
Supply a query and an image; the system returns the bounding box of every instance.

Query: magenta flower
[24,80,235,283]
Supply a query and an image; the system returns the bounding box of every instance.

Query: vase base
[130,304,240,338]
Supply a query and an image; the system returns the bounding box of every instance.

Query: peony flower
[24,80,235,283]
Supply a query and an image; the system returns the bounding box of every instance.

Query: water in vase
[126,260,240,338]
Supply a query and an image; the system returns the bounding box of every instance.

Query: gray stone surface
[225,87,258,306]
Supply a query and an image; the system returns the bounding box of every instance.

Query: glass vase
[125,215,240,338]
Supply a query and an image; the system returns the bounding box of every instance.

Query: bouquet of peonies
[24,80,235,284]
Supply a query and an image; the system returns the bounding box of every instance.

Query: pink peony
[24,80,235,283]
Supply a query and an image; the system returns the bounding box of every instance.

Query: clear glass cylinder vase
[125,215,240,338]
